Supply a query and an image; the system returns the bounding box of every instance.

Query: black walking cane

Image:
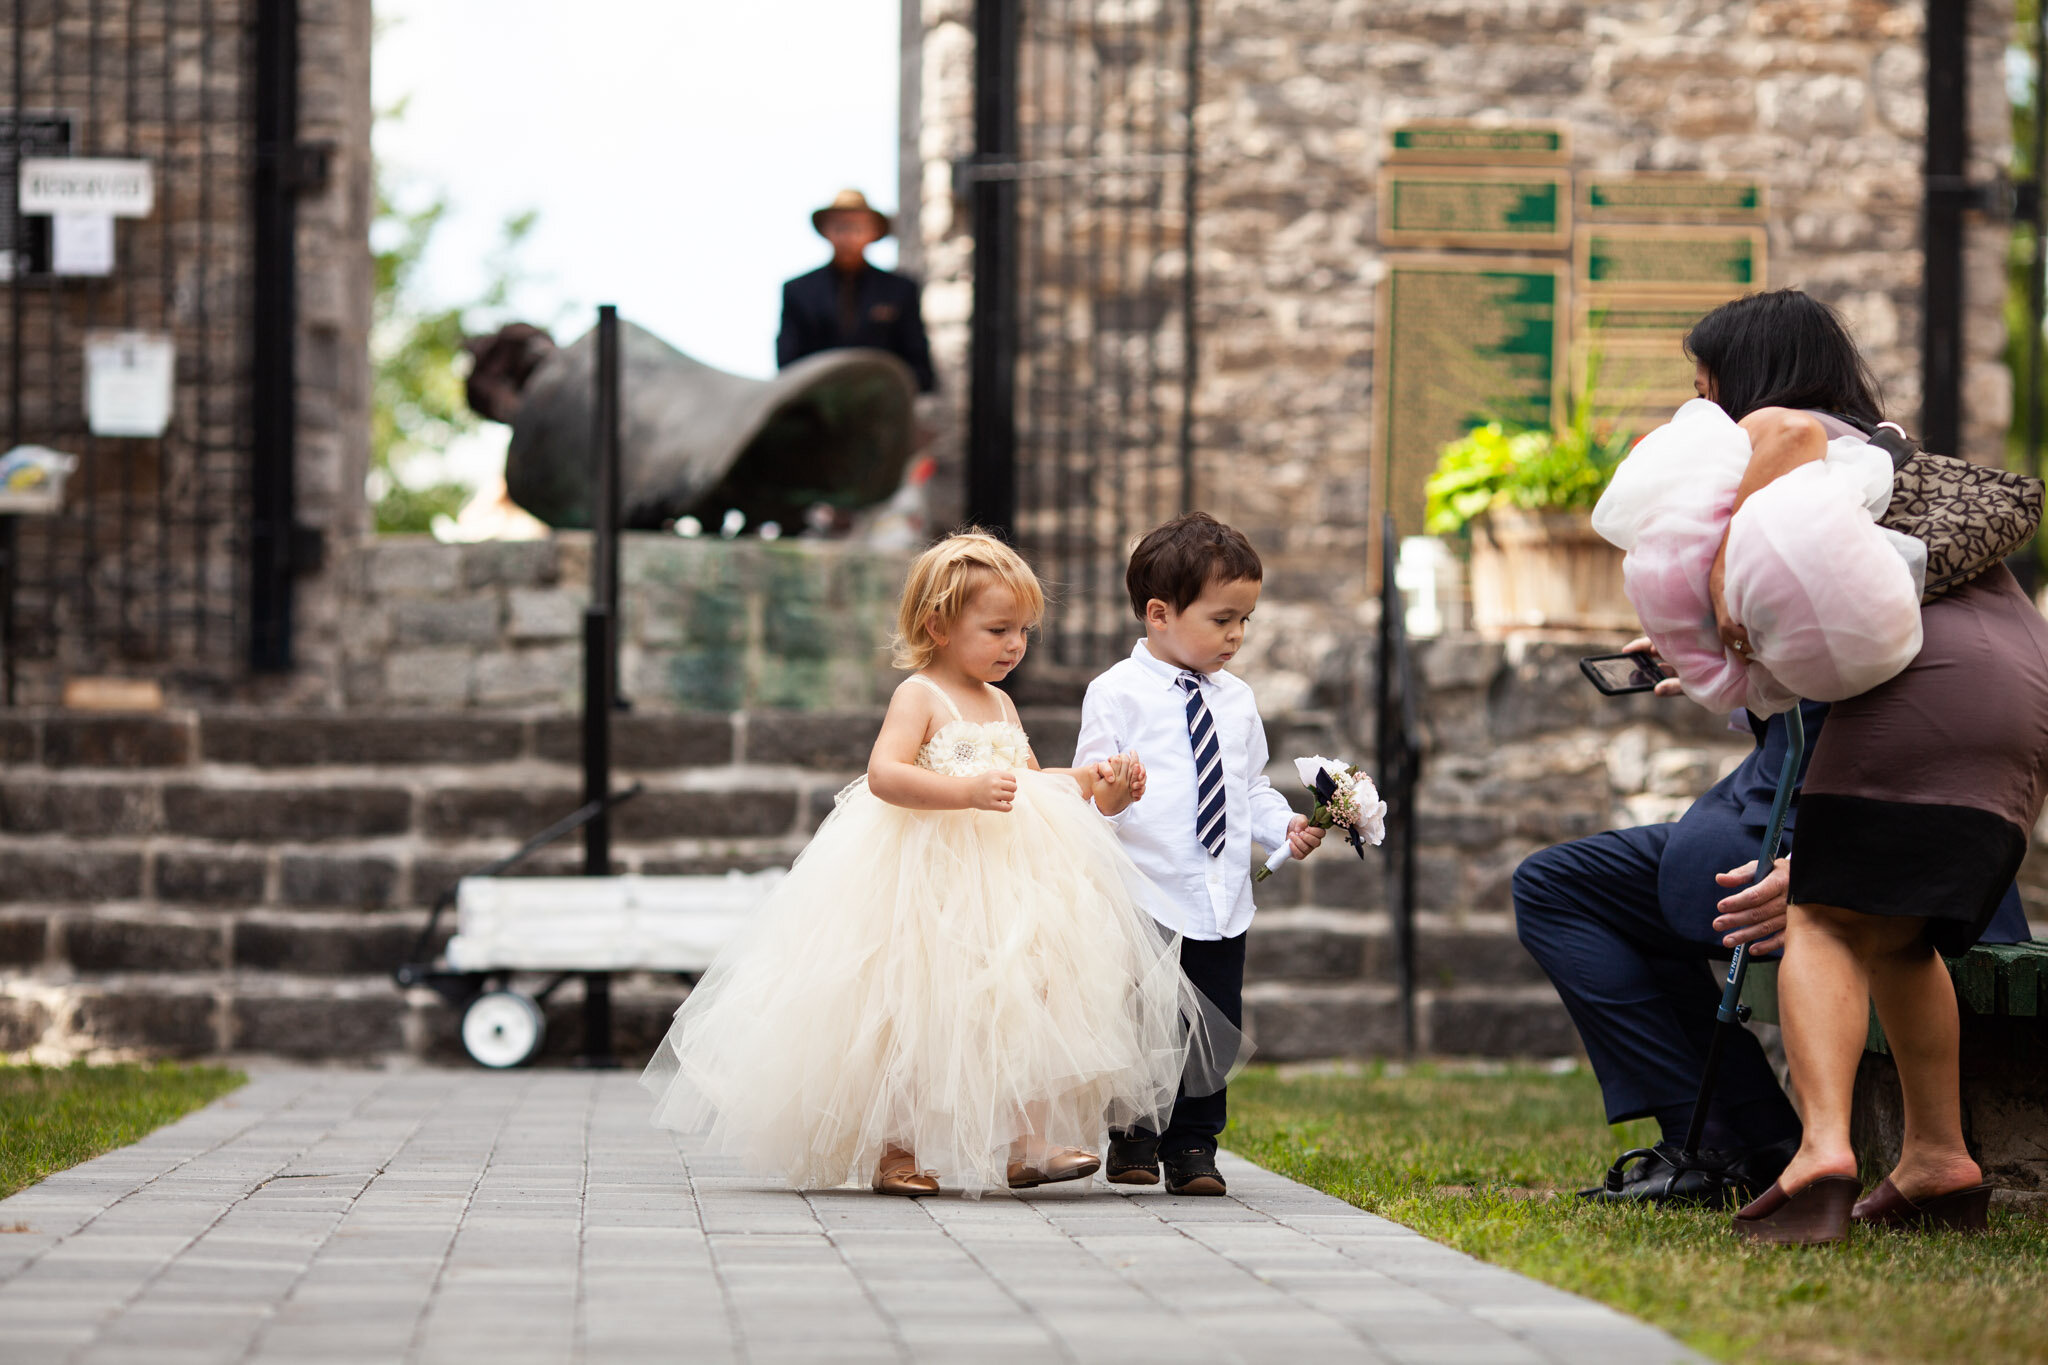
[1596,704,1806,1204]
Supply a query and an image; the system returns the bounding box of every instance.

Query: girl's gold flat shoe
[1008,1146,1101,1190]
[872,1157,940,1197]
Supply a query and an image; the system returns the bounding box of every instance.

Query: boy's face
[1144,576,1261,674]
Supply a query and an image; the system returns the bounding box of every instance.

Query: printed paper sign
[85,332,175,438]
[19,158,154,218]
[51,212,113,275]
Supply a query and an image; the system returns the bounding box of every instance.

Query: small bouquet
[1255,755,1388,881]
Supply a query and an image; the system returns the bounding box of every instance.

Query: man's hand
[1622,636,1685,698]
[1286,815,1325,860]
[1713,856,1789,956]
[1125,752,1147,802]
[966,770,1018,813]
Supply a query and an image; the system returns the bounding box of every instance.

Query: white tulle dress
[641,675,1222,1197]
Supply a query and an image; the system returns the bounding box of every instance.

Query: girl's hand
[1286,815,1324,859]
[1090,755,1135,815]
[967,770,1018,813]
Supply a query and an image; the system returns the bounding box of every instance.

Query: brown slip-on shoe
[1732,1175,1861,1246]
[1009,1147,1101,1190]
[872,1155,940,1197]
[1852,1177,1993,1233]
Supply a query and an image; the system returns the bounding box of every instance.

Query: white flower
[1348,774,1388,846]
[1293,755,1350,788]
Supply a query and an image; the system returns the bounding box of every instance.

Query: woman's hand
[1713,856,1790,956]
[966,770,1018,813]
[1286,816,1325,859]
[1622,637,1685,698]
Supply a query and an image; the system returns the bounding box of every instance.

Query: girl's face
[929,581,1032,682]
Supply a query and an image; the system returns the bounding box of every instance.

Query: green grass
[0,1063,245,1201]
[1224,1063,2048,1365]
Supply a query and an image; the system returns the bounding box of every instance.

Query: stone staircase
[0,705,1580,1065]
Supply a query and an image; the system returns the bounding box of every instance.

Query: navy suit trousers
[1514,775,2030,1146]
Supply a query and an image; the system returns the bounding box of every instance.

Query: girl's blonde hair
[892,530,1045,670]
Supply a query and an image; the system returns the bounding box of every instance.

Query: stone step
[1245,981,1579,1060]
[2,970,1578,1064]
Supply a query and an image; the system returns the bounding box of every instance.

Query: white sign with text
[19,158,154,218]
[85,333,176,438]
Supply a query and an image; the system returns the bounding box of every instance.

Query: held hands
[1622,637,1686,698]
[1286,815,1325,860]
[1089,751,1146,815]
[966,769,1018,813]
[1714,856,1790,956]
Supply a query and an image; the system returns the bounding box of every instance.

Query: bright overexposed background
[373,0,902,487]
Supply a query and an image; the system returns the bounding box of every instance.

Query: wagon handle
[395,782,648,982]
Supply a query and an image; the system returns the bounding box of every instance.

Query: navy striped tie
[1179,671,1226,857]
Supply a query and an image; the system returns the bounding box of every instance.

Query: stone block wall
[907,0,2016,707]
[1,635,1857,1065]
[337,535,911,713]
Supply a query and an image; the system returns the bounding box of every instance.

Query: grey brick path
[0,1069,1701,1364]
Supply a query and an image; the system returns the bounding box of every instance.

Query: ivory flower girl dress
[642,675,1225,1197]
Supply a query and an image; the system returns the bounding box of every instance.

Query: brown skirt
[1790,565,2048,954]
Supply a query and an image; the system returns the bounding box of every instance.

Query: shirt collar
[1131,639,1207,689]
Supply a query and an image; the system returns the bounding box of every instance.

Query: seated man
[1513,643,2032,1203]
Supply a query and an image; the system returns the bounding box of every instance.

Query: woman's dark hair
[1682,289,1884,429]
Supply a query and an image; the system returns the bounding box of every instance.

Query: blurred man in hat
[777,189,936,393]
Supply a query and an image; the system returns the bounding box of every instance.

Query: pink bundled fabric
[1591,400,1921,714]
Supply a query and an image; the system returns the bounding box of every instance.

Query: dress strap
[907,672,965,723]
[992,686,1019,727]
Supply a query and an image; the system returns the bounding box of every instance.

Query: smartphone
[1579,651,1673,696]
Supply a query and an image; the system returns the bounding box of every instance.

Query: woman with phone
[1683,290,2048,1244]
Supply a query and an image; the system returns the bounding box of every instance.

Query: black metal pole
[967,0,1019,535]
[1177,0,1200,512]
[2031,3,2046,522]
[577,304,621,1070]
[249,0,299,672]
[1378,513,1418,1055]
[1922,0,1969,458]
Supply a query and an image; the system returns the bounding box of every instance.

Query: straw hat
[812,188,892,238]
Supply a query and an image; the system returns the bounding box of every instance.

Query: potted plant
[1423,383,1640,633]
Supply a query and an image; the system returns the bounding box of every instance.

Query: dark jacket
[776,263,936,392]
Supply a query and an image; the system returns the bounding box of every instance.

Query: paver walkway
[0,1068,1700,1364]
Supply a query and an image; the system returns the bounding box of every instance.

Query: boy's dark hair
[1125,512,1263,619]
[1684,289,1884,428]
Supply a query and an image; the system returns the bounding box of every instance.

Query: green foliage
[370,100,538,534]
[1226,1064,2048,1365]
[1422,377,1639,536]
[1,1062,244,1199]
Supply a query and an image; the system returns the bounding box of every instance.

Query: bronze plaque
[1578,225,1767,295]
[1375,256,1569,536]
[1385,122,1570,164]
[1580,174,1767,223]
[1377,166,1572,250]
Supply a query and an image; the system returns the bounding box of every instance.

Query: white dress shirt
[1073,640,1296,940]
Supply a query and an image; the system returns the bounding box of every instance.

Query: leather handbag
[1837,417,2044,601]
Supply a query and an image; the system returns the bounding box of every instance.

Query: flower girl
[642,531,1229,1197]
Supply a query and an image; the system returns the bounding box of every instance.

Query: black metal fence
[967,0,1199,672]
[0,0,258,703]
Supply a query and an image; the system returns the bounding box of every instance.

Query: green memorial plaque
[1376,256,1568,536]
[1386,122,1569,164]
[1581,174,1767,222]
[1578,225,1767,293]
[1378,167,1571,249]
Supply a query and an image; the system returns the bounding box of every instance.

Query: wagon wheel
[461,989,547,1068]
